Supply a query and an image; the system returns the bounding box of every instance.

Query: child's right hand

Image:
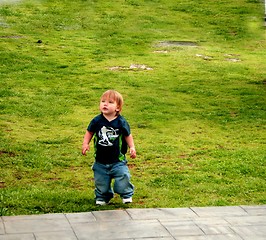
[82,144,90,155]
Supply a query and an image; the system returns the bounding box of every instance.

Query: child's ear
[116,106,121,113]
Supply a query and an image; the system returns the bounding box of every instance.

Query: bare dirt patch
[0,35,24,39]
[156,40,198,47]
[109,64,153,71]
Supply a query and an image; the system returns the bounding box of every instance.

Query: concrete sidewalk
[0,205,265,240]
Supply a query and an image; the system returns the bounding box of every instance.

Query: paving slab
[0,205,265,240]
[2,213,65,221]
[127,207,197,220]
[198,224,234,235]
[0,234,35,240]
[34,230,78,240]
[160,220,204,237]
[65,212,96,224]
[2,214,71,234]
[134,238,174,240]
[71,219,170,240]
[190,206,248,217]
[240,205,266,216]
[0,219,4,235]
[231,225,266,240]
[225,215,266,226]
[174,235,243,240]
[91,210,131,221]
[192,217,230,226]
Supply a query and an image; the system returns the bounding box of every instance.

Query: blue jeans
[92,161,134,202]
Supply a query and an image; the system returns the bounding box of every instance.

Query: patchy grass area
[0,0,265,215]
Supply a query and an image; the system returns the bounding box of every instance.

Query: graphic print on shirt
[98,126,119,146]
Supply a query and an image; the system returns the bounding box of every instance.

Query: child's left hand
[129,147,136,159]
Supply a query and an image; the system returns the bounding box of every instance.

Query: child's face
[100,96,120,116]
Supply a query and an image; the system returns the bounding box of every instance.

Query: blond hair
[100,90,124,115]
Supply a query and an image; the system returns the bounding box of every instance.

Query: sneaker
[122,197,132,204]
[96,200,107,206]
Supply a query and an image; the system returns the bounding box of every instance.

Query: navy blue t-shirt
[87,114,131,164]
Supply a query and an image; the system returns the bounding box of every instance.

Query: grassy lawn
[0,0,265,215]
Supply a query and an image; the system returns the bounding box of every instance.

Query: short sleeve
[121,117,131,136]
[87,117,97,132]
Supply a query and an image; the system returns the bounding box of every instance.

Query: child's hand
[129,147,136,159]
[82,144,90,155]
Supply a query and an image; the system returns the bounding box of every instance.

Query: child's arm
[125,134,136,159]
[82,130,94,155]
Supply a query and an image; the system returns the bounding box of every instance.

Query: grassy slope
[0,0,265,215]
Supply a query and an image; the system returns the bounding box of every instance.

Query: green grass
[0,0,265,215]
